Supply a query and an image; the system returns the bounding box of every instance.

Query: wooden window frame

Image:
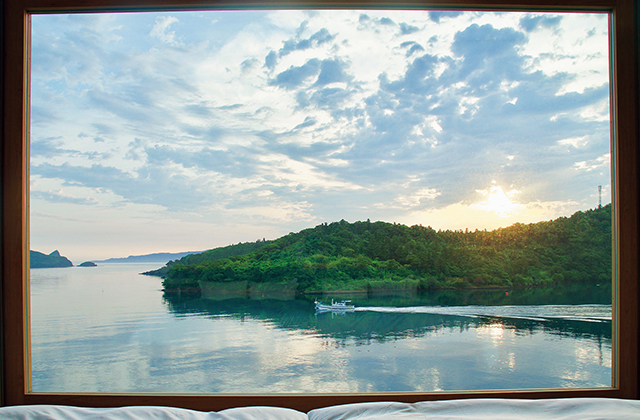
[2,0,638,411]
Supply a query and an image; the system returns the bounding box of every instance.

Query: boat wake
[354,304,611,323]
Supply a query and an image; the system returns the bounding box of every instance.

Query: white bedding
[308,398,640,419]
[0,405,308,420]
[1,398,639,420]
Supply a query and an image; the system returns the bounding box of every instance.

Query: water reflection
[163,287,612,347]
[29,265,612,393]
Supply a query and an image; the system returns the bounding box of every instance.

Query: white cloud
[394,188,441,208]
[557,136,588,148]
[574,153,610,171]
[150,16,180,45]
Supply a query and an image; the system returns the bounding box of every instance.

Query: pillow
[219,406,308,420]
[307,398,640,420]
[0,405,308,420]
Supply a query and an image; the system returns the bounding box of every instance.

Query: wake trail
[353,304,611,323]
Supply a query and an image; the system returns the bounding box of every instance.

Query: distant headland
[30,250,73,269]
[94,251,204,264]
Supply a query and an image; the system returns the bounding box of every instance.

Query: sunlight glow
[472,186,525,217]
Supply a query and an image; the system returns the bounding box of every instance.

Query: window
[3,0,639,411]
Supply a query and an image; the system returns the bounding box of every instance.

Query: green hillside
[143,239,272,277]
[161,205,611,295]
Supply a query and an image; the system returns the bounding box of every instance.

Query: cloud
[33,162,133,190]
[241,58,260,74]
[520,14,563,32]
[88,90,156,123]
[400,41,425,57]
[145,144,261,179]
[293,116,317,130]
[92,123,116,136]
[306,15,610,210]
[379,17,395,26]
[31,160,223,212]
[264,50,277,70]
[399,23,420,35]
[183,103,213,116]
[270,58,321,89]
[279,28,335,57]
[450,24,527,89]
[308,87,355,110]
[394,187,441,208]
[314,59,352,86]
[31,105,58,126]
[29,10,612,259]
[31,137,67,158]
[428,11,463,23]
[379,54,440,95]
[574,153,610,171]
[31,190,100,205]
[150,16,181,45]
[31,138,111,160]
[357,14,403,31]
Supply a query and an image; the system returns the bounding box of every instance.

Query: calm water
[30,263,612,393]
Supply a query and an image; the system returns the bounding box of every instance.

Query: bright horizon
[29,10,611,263]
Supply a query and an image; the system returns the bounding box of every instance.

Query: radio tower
[598,185,602,209]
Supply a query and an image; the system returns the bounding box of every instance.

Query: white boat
[315,299,355,312]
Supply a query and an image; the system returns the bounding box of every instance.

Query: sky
[29,10,611,263]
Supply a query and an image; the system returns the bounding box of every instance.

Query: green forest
[157,204,611,295]
[143,240,272,277]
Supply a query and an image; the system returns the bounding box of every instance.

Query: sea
[29,263,612,393]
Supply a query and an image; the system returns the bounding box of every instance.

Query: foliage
[143,239,272,276]
[162,205,612,293]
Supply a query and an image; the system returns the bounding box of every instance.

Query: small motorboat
[315,299,355,312]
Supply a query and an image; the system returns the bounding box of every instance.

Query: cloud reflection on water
[30,264,611,393]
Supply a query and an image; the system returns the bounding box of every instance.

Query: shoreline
[163,280,606,298]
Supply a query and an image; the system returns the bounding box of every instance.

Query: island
[153,205,611,296]
[30,250,73,268]
[78,261,97,267]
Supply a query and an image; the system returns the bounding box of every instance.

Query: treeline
[160,204,611,294]
[143,239,272,277]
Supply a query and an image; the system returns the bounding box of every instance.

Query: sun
[472,186,525,218]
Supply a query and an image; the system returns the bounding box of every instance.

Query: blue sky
[29,10,611,263]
